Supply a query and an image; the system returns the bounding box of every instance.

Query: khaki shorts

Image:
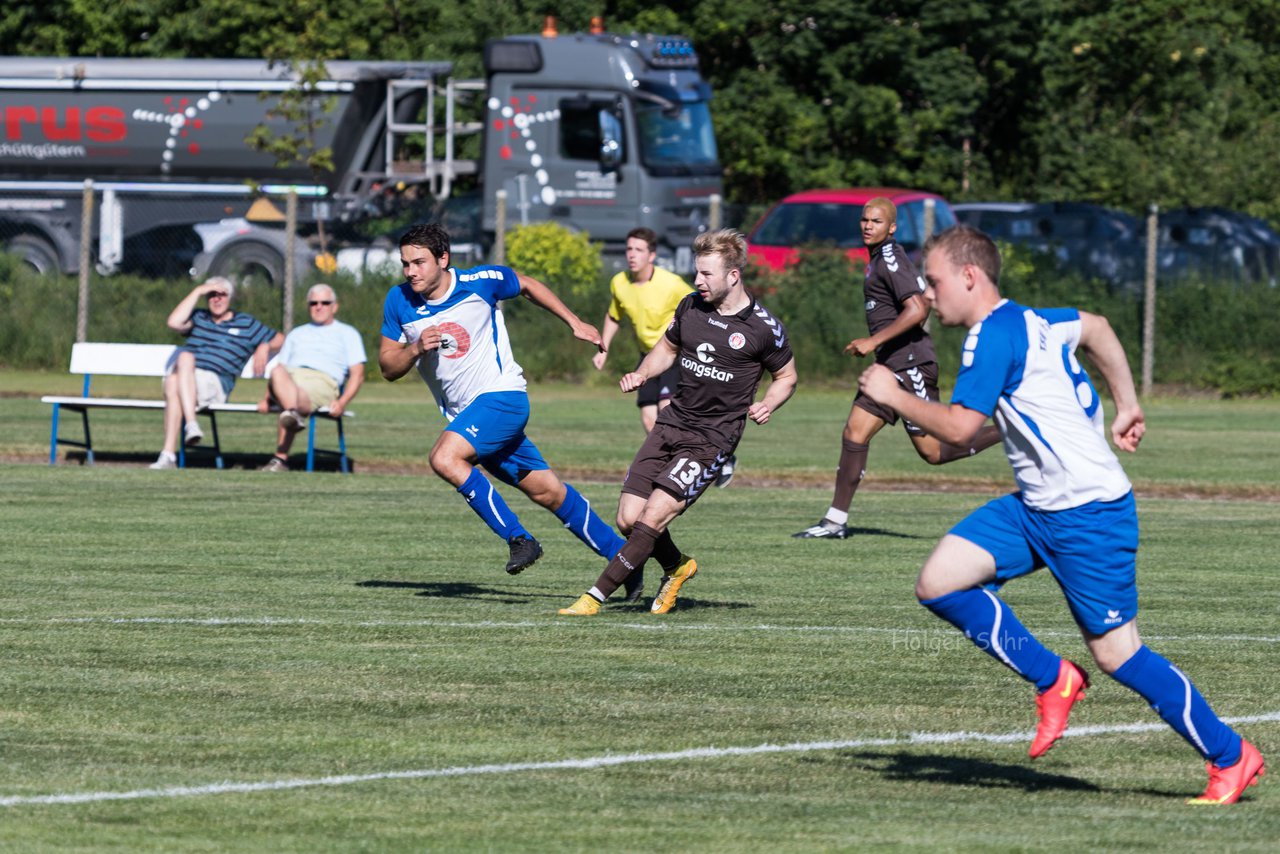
[287,366,340,409]
[162,367,228,408]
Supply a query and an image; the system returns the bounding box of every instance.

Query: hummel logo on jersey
[707,317,728,330]
[465,424,479,437]
[697,342,716,363]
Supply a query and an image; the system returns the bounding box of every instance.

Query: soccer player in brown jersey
[793,199,1002,539]
[559,229,798,615]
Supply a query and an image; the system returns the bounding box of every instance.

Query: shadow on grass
[59,450,353,472]
[357,580,752,611]
[839,750,1103,793]
[790,525,930,541]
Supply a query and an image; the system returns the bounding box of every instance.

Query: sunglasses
[208,292,229,299]
[308,300,335,306]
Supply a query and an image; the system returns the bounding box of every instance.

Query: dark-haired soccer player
[379,223,625,575]
[793,197,999,539]
[858,224,1264,805]
[559,228,797,616]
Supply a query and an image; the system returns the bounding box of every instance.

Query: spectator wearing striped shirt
[150,277,283,470]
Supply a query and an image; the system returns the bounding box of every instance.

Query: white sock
[824,508,849,526]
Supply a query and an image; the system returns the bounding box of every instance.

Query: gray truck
[0,26,722,283]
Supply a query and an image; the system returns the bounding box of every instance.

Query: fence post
[493,189,507,265]
[923,197,936,243]
[1142,204,1158,398]
[709,193,722,231]
[284,190,298,334]
[76,179,94,343]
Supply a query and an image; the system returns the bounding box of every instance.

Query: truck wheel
[209,242,285,288]
[4,234,61,275]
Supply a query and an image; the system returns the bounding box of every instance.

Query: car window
[752,202,861,247]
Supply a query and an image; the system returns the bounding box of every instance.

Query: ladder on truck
[384,77,484,200]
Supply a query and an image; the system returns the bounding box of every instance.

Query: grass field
[1,376,1277,850]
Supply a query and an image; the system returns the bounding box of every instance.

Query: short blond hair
[863,197,897,224]
[693,228,747,273]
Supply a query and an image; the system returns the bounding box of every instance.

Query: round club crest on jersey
[728,332,746,350]
[436,321,472,359]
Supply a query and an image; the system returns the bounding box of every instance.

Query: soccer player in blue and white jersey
[858,225,1264,805]
[379,223,625,576]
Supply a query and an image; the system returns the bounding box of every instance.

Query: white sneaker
[149,454,176,470]
[715,453,737,488]
[183,422,204,446]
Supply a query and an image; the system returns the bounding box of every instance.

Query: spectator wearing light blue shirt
[258,284,366,471]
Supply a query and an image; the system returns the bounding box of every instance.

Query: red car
[747,187,957,271]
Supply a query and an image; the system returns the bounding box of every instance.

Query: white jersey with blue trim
[950,299,1131,511]
[381,265,527,420]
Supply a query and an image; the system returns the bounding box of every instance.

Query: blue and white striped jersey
[951,299,1131,511]
[381,265,527,420]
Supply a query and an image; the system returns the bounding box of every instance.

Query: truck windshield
[635,101,719,176]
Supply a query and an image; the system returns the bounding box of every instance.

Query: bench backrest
[69,342,257,379]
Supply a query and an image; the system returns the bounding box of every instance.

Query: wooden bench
[42,342,352,472]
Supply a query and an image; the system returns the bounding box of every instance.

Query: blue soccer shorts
[445,391,549,485]
[949,491,1139,635]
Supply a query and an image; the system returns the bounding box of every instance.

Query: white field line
[4,616,1280,645]
[2,712,1277,808]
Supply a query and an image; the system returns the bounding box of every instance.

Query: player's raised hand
[619,371,645,394]
[1111,405,1146,453]
[747,401,772,424]
[858,363,899,403]
[844,337,876,358]
[572,320,603,349]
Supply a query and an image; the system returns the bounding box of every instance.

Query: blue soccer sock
[554,483,625,559]
[457,468,528,542]
[1111,644,1242,767]
[921,588,1061,691]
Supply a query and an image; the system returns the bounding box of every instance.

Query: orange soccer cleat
[1187,739,1265,805]
[1029,659,1090,759]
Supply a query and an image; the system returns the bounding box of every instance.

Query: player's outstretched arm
[859,363,988,445]
[516,272,602,348]
[621,337,677,393]
[748,357,798,424]
[1078,312,1145,452]
[379,333,436,382]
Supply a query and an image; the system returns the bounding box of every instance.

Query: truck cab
[481,30,722,274]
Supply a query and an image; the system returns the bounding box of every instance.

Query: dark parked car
[952,201,1145,290]
[1158,207,1280,286]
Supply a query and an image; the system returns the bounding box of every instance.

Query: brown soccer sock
[651,528,683,573]
[592,521,661,599]
[829,439,869,517]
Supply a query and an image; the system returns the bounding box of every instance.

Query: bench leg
[209,413,224,470]
[337,417,349,474]
[306,415,317,473]
[82,409,94,465]
[48,404,60,465]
